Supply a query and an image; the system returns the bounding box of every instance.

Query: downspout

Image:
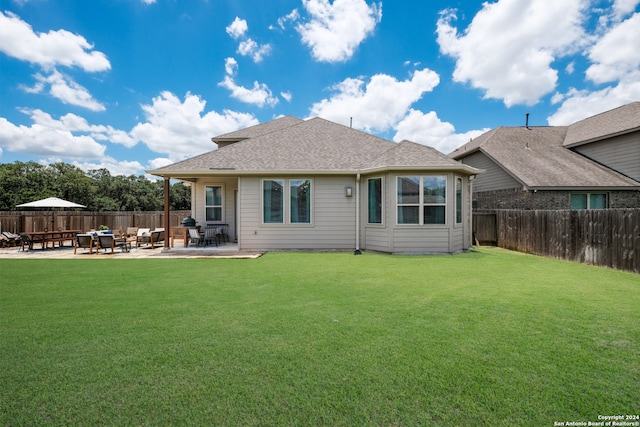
[163,177,170,250]
[354,173,361,255]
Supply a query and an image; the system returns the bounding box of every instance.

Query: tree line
[0,161,190,211]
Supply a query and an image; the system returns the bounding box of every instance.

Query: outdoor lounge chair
[74,234,95,254]
[97,234,130,254]
[2,231,21,247]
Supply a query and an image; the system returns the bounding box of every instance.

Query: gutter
[354,173,361,255]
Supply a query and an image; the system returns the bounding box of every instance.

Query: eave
[147,164,484,179]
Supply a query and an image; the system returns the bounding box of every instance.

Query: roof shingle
[150,116,480,177]
[564,102,640,147]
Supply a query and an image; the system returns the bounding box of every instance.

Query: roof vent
[525,113,530,129]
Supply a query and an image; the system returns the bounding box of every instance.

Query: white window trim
[204,183,225,223]
[396,175,447,226]
[261,178,314,226]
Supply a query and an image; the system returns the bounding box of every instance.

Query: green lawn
[1,248,638,426]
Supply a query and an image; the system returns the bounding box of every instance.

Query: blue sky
[1,0,639,177]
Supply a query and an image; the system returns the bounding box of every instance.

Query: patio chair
[135,228,164,249]
[74,234,95,254]
[97,234,129,254]
[20,233,30,251]
[188,228,204,247]
[204,226,219,247]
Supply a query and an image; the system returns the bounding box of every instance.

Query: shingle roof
[150,117,479,177]
[564,101,640,147]
[211,115,303,143]
[451,126,638,188]
[368,140,465,171]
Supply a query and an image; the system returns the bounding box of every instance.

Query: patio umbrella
[16,197,86,231]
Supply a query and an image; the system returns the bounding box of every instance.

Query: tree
[1,161,191,211]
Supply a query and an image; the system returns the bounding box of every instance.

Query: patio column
[164,177,170,249]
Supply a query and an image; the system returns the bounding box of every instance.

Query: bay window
[368,177,382,224]
[397,176,446,225]
[456,177,462,224]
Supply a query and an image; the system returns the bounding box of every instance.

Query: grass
[1,248,638,426]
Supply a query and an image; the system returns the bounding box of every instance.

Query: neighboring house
[149,116,481,253]
[450,102,640,210]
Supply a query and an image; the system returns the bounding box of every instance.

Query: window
[263,179,312,224]
[397,176,446,225]
[368,178,382,224]
[205,186,222,221]
[455,177,463,224]
[263,180,284,223]
[570,193,607,209]
[290,179,311,223]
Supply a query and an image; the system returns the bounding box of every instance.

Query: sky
[1,0,639,178]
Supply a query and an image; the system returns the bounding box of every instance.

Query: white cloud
[226,17,248,39]
[23,70,106,111]
[219,58,279,107]
[226,16,271,63]
[219,76,279,108]
[297,0,382,63]
[0,112,107,160]
[548,8,640,126]
[393,109,490,154]
[436,0,588,107]
[586,13,640,84]
[141,0,157,4]
[309,68,440,133]
[237,38,272,63]
[224,57,238,75]
[72,159,145,177]
[612,0,640,21]
[547,74,640,125]
[274,9,300,30]
[130,91,259,160]
[281,91,293,102]
[0,11,110,72]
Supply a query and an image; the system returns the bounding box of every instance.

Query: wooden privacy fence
[474,209,639,273]
[0,210,191,234]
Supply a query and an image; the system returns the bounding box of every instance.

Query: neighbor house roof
[564,101,640,147]
[150,117,480,178]
[450,126,639,189]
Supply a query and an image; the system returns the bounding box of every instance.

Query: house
[148,116,481,253]
[450,102,640,210]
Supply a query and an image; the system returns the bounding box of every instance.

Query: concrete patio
[0,239,264,259]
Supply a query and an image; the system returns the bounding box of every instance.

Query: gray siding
[238,175,357,250]
[392,228,451,253]
[364,227,389,252]
[462,151,521,192]
[572,132,640,182]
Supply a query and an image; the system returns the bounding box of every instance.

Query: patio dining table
[22,230,80,250]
